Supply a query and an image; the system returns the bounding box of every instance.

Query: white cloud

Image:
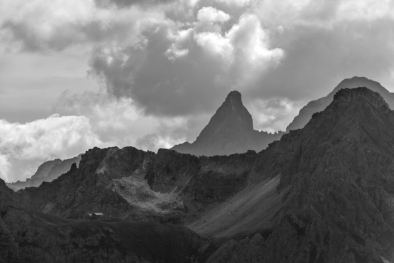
[195,31,234,62]
[197,6,231,23]
[54,91,200,153]
[246,98,303,133]
[0,114,106,182]
[166,28,193,60]
[227,14,284,65]
[195,13,284,68]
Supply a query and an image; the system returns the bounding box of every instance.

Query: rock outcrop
[286,76,394,131]
[172,91,283,156]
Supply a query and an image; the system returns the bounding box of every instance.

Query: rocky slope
[172,91,283,156]
[286,76,394,131]
[200,87,394,262]
[7,156,81,190]
[18,146,256,224]
[0,178,206,263]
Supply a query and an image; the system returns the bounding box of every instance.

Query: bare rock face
[172,91,283,156]
[286,76,394,132]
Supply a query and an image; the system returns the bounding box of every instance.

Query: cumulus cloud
[0,114,106,182]
[246,98,304,133]
[197,6,231,23]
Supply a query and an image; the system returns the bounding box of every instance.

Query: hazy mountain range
[7,156,81,191]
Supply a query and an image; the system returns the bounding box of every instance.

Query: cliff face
[172,91,283,156]
[286,76,394,131]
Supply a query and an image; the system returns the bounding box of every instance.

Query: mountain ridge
[286,76,394,131]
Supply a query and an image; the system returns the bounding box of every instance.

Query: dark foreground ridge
[172,90,284,156]
[1,87,394,262]
[286,76,394,131]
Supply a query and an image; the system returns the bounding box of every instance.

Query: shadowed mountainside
[204,87,394,262]
[0,179,206,263]
[172,91,283,156]
[18,146,256,223]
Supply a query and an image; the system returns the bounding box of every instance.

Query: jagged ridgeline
[8,76,391,192]
[1,87,394,262]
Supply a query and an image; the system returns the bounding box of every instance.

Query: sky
[1,0,394,182]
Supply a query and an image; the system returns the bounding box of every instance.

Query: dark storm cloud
[89,23,230,117]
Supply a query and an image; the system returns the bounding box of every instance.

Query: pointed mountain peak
[172,90,283,156]
[225,90,242,102]
[220,90,245,115]
[209,90,252,131]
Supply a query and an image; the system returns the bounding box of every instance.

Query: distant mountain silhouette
[286,76,394,131]
[172,90,283,156]
[7,156,81,190]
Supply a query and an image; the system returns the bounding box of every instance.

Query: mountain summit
[286,76,394,131]
[172,90,283,156]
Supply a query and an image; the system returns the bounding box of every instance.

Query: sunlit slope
[189,175,286,238]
